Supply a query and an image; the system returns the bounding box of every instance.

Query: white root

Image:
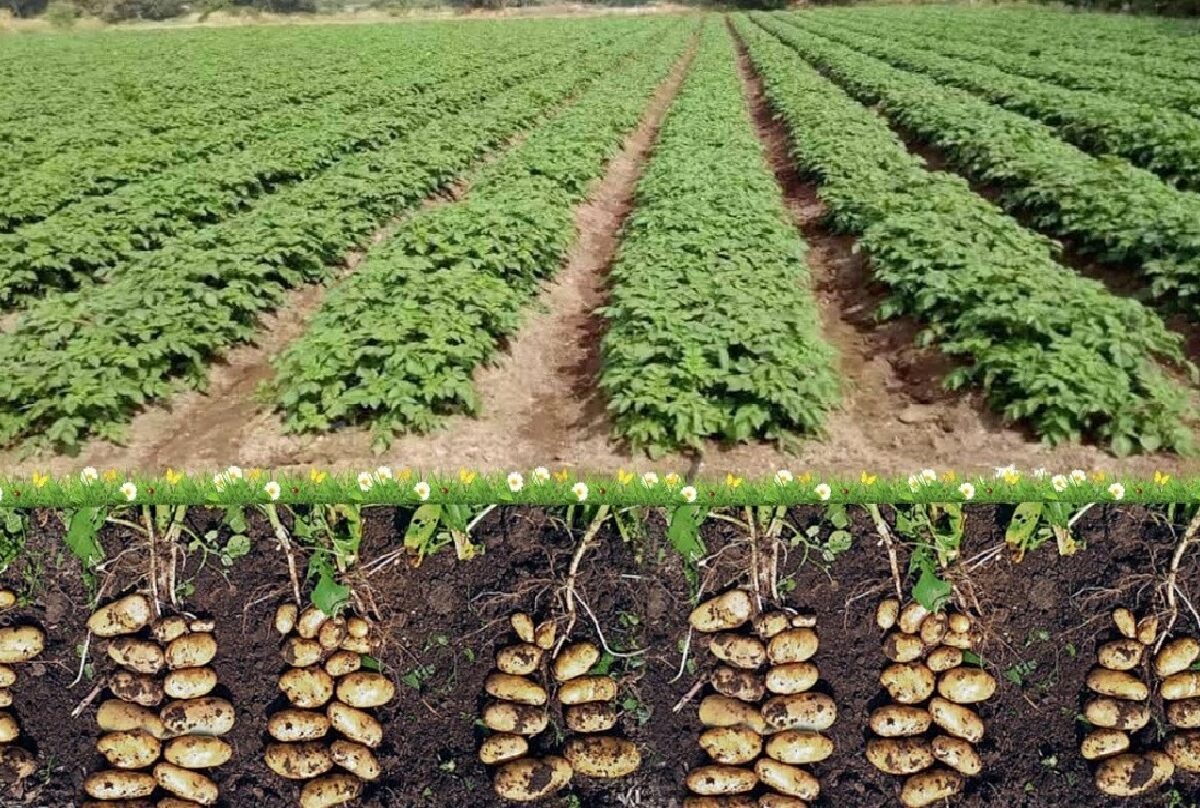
[867,505,904,601]
[554,505,611,659]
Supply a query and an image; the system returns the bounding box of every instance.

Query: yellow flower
[459,469,477,485]
[1091,470,1107,483]
[940,470,957,483]
[247,468,264,482]
[309,469,328,484]
[799,472,813,485]
[860,471,878,485]
[102,469,119,483]
[164,469,184,486]
[31,472,49,489]
[397,468,413,482]
[664,473,681,488]
[725,473,743,489]
[554,469,570,484]
[1155,471,1171,486]
[617,469,634,486]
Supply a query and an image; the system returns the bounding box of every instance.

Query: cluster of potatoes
[0,588,43,782]
[480,612,641,802]
[1086,608,1200,797]
[684,589,836,808]
[267,603,395,808]
[867,598,995,808]
[83,593,234,807]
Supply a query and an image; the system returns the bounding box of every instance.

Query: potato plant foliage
[271,23,695,444]
[792,11,1200,191]
[758,14,1200,317]
[738,16,1194,455]
[0,21,671,453]
[823,6,1200,116]
[600,19,839,453]
[0,22,622,309]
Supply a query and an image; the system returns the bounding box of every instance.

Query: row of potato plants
[598,19,839,454]
[824,6,1200,89]
[0,21,503,166]
[0,21,614,308]
[0,25,674,454]
[734,15,1194,457]
[793,12,1200,191]
[762,14,1200,319]
[0,29,439,233]
[0,28,303,156]
[269,23,696,445]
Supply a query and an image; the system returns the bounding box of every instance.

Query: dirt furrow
[723,23,1199,478]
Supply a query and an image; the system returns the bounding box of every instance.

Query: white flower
[680,486,697,503]
[507,472,524,493]
[532,466,551,484]
[959,482,976,501]
[993,464,1017,479]
[1033,468,1048,480]
[264,481,281,501]
[80,467,99,484]
[212,473,227,492]
[572,482,589,502]
[375,466,393,482]
[1070,469,1087,484]
[1108,482,1126,501]
[414,481,431,502]
[1051,475,1069,493]
[921,468,936,482]
[908,474,922,492]
[774,469,794,486]
[641,471,659,488]
[357,471,373,493]
[814,483,832,502]
[226,465,243,480]
[120,481,137,502]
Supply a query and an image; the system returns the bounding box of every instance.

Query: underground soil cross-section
[0,504,1196,805]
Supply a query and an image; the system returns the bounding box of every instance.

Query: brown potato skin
[684,765,758,796]
[493,756,572,802]
[1095,752,1174,797]
[265,741,334,780]
[563,736,641,778]
[699,727,762,766]
[689,591,753,633]
[299,772,363,808]
[901,767,965,808]
[553,642,600,682]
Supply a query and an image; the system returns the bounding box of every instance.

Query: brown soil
[3,505,1200,806]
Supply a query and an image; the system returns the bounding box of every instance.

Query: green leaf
[65,507,107,572]
[1005,502,1042,560]
[667,505,708,591]
[913,566,952,612]
[404,505,442,561]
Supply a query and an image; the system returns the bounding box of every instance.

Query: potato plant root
[0,505,1198,806]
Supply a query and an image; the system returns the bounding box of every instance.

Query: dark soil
[0,505,1197,807]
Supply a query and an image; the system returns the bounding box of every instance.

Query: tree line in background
[5,0,787,23]
[1057,0,1199,14]
[2,0,1196,34]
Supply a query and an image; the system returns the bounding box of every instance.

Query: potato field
[1,8,1200,476]
[0,501,1196,806]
